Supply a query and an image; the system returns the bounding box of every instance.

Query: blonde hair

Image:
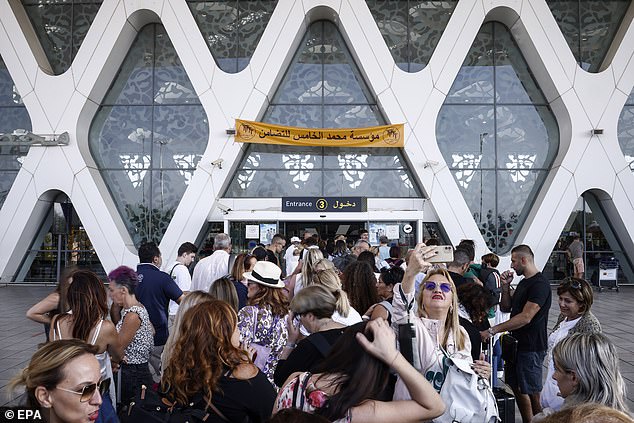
[161,291,215,371]
[301,248,324,288]
[417,268,466,351]
[291,285,337,319]
[9,339,98,409]
[553,333,628,413]
[541,403,634,423]
[313,269,351,317]
[209,276,239,313]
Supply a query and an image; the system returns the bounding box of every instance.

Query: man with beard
[480,244,551,423]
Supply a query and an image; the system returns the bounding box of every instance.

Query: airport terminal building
[1,0,634,284]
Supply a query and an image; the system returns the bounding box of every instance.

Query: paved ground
[1,284,633,422]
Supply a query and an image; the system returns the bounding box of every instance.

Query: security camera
[211,158,224,169]
[217,203,232,213]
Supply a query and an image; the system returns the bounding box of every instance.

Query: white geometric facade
[1,0,634,283]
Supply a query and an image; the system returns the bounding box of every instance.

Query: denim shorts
[505,350,547,395]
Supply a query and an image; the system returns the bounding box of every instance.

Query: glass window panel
[366,1,457,72]
[90,106,153,169]
[153,27,200,105]
[23,1,102,75]
[323,105,384,128]
[188,0,277,73]
[0,144,30,170]
[262,105,322,127]
[547,0,630,73]
[366,1,409,70]
[188,1,237,73]
[238,1,278,71]
[579,0,630,72]
[226,20,421,198]
[439,22,558,254]
[496,170,546,253]
[408,1,457,70]
[0,170,19,210]
[103,26,154,105]
[494,23,546,104]
[451,169,497,251]
[547,1,580,67]
[323,147,404,169]
[446,23,494,104]
[437,105,495,169]
[90,24,208,244]
[224,170,323,197]
[23,4,72,74]
[323,169,418,197]
[152,106,207,169]
[237,144,322,169]
[0,67,24,106]
[0,107,32,134]
[72,3,100,59]
[496,105,558,169]
[618,104,634,172]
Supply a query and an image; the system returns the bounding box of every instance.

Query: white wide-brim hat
[243,261,285,288]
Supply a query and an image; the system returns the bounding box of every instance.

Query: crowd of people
[11,231,632,423]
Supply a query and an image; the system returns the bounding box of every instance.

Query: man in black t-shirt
[480,244,551,423]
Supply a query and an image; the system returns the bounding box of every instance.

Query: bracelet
[488,327,495,336]
[388,350,400,368]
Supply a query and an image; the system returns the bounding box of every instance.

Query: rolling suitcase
[487,341,516,423]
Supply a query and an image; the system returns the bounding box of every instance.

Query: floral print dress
[276,372,352,423]
[238,304,288,385]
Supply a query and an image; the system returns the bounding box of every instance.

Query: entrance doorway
[284,221,366,243]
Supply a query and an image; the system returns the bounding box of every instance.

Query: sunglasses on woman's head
[57,378,110,402]
[570,280,582,289]
[424,282,452,293]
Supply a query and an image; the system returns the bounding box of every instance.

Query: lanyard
[399,285,415,323]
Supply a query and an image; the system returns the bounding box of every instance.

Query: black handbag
[118,384,229,423]
[500,334,518,364]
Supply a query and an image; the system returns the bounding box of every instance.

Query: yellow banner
[235,119,404,148]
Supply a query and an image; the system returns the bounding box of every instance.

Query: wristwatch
[487,327,495,336]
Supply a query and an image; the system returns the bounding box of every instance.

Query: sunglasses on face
[424,281,452,293]
[57,378,110,402]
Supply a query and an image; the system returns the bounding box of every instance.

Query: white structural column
[0,0,633,282]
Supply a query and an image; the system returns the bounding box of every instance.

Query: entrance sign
[282,197,367,212]
[235,119,404,148]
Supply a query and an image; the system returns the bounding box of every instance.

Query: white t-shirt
[191,250,229,293]
[166,261,192,316]
[285,245,299,276]
[541,317,581,411]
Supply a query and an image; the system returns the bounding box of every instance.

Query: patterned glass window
[0,55,32,211]
[89,24,209,246]
[436,22,559,254]
[618,88,634,172]
[225,21,421,198]
[22,0,103,75]
[547,0,631,72]
[366,0,458,72]
[187,0,277,73]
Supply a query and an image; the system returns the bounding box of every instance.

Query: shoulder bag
[434,347,499,423]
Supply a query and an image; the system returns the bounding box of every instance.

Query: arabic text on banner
[235,119,404,148]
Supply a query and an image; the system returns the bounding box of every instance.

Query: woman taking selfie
[392,244,490,397]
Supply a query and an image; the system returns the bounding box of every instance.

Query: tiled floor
[1,285,633,422]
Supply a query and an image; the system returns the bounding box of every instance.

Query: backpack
[480,266,501,307]
[118,385,229,423]
[434,352,499,423]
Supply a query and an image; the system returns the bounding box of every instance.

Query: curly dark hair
[457,282,490,324]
